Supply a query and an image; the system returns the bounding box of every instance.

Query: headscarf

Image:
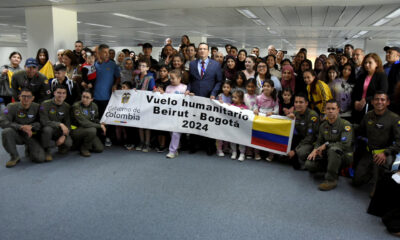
[224,55,237,81]
[281,65,296,93]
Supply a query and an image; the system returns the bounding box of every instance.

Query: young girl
[303,69,333,115]
[232,72,247,93]
[243,78,260,160]
[230,90,247,161]
[135,58,155,152]
[81,48,96,90]
[116,82,134,150]
[254,79,279,161]
[216,81,233,157]
[155,65,170,94]
[280,87,294,116]
[166,69,187,158]
[325,66,339,84]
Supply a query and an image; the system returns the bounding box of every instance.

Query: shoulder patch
[3,108,8,115]
[341,136,347,142]
[40,105,44,111]
[311,116,317,122]
[344,126,351,132]
[398,120,400,127]
[74,109,80,116]
[44,79,49,84]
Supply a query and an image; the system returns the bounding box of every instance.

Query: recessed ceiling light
[49,0,63,3]
[85,23,112,28]
[236,9,258,19]
[386,8,400,19]
[373,18,391,26]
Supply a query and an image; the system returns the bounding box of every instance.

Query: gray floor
[0,142,396,240]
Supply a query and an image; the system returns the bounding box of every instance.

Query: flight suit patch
[3,108,8,115]
[344,126,351,132]
[27,114,34,118]
[83,110,89,115]
[49,108,56,114]
[331,129,338,134]
[376,123,384,129]
[341,136,347,141]
[311,116,317,122]
[17,111,26,118]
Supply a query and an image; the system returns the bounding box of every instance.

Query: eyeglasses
[20,95,33,99]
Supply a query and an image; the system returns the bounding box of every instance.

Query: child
[153,65,171,152]
[51,64,80,106]
[254,79,279,161]
[120,57,135,85]
[244,78,260,160]
[135,58,155,152]
[280,87,294,116]
[117,82,134,150]
[165,69,187,158]
[81,48,96,90]
[232,71,247,93]
[216,81,233,156]
[155,65,170,94]
[230,90,247,161]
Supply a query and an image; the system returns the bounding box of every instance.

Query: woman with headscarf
[236,49,247,71]
[223,55,237,82]
[281,65,296,93]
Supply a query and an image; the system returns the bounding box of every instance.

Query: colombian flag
[251,116,293,153]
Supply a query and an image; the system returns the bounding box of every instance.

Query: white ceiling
[0,0,400,53]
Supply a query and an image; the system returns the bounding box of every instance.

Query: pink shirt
[362,75,372,99]
[166,83,187,94]
[256,94,279,114]
[232,103,248,109]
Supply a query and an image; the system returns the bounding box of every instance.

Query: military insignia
[300,121,305,126]
[27,114,34,118]
[398,120,400,127]
[344,126,351,132]
[58,112,64,116]
[17,111,26,118]
[50,108,56,114]
[368,120,373,125]
[376,123,384,129]
[44,79,49,84]
[3,108,8,115]
[74,110,80,115]
[311,116,317,122]
[341,136,347,142]
[46,90,51,95]
[90,110,95,114]
[121,92,131,104]
[324,131,329,134]
[83,110,89,115]
[308,128,313,133]
[332,129,338,134]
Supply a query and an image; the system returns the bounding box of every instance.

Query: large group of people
[1,35,400,235]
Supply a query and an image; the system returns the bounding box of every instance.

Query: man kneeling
[40,85,72,161]
[0,88,45,167]
[306,100,353,191]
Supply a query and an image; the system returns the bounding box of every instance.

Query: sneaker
[246,155,252,159]
[6,156,20,168]
[238,153,245,161]
[80,150,91,157]
[231,152,237,159]
[318,180,338,191]
[266,154,274,162]
[135,143,144,151]
[142,144,150,153]
[124,144,134,151]
[166,152,178,158]
[156,146,167,153]
[217,150,225,157]
[105,138,112,147]
[255,154,261,161]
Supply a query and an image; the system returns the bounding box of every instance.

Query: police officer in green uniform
[40,85,72,161]
[11,58,51,103]
[306,99,353,191]
[287,92,319,170]
[0,88,45,167]
[71,90,106,157]
[353,91,400,193]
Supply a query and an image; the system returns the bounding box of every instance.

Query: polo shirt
[94,60,120,101]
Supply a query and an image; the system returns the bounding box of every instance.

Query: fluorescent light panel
[85,23,112,28]
[113,13,167,27]
[386,8,400,19]
[252,19,266,26]
[236,9,258,19]
[373,18,391,26]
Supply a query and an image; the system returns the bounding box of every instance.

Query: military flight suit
[353,109,400,186]
[39,99,72,153]
[70,101,104,153]
[11,71,51,103]
[305,117,353,181]
[0,102,45,162]
[292,108,319,167]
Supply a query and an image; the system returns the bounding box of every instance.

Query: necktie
[201,61,205,78]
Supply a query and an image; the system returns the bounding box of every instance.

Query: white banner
[101,90,295,155]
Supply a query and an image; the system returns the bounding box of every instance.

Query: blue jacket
[187,58,222,97]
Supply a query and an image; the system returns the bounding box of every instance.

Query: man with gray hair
[267,45,277,56]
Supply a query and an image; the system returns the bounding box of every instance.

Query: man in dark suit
[186,42,222,155]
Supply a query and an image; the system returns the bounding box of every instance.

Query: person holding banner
[306,99,353,191]
[71,90,105,157]
[186,42,222,155]
[0,52,22,105]
[165,69,187,158]
[287,92,319,170]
